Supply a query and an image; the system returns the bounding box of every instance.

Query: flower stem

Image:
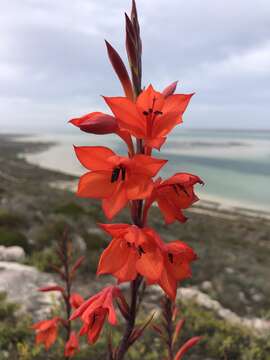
[162,296,174,360]
[115,276,142,360]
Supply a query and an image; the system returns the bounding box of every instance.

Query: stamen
[168,253,173,263]
[111,166,126,182]
[121,167,126,181]
[111,167,120,183]
[154,110,163,115]
[138,245,145,256]
[143,111,149,116]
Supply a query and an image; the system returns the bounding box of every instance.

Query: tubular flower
[157,240,197,300]
[145,173,204,224]
[140,231,197,300]
[74,146,167,219]
[69,112,134,155]
[32,317,60,350]
[64,331,79,357]
[97,224,163,282]
[104,84,193,149]
[70,286,125,344]
[69,112,119,134]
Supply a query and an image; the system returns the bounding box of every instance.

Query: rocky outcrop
[0,246,25,262]
[146,285,270,336]
[0,261,60,320]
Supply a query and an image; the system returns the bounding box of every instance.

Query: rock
[252,293,263,303]
[0,246,25,262]
[148,285,270,336]
[225,267,235,274]
[201,281,213,291]
[0,261,60,320]
[73,234,87,252]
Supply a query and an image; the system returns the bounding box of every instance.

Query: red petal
[74,146,115,171]
[104,96,146,138]
[130,155,167,177]
[125,173,153,200]
[151,112,181,139]
[97,238,127,276]
[77,171,116,199]
[162,93,194,115]
[102,182,128,219]
[136,85,164,113]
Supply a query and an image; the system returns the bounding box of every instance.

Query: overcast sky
[1,0,270,132]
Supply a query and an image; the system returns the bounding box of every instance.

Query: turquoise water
[22,129,270,212]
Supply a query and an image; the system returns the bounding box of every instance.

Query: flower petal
[130,155,167,177]
[102,182,128,219]
[162,93,194,115]
[136,84,164,113]
[104,96,146,138]
[125,173,154,199]
[74,146,115,170]
[97,238,127,276]
[77,171,116,199]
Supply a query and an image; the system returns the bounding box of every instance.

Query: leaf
[129,312,156,346]
[105,40,134,101]
[174,336,202,360]
[71,256,85,275]
[38,285,65,293]
[172,319,185,346]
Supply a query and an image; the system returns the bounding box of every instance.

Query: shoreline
[16,134,270,220]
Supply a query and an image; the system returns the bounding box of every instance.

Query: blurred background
[0,1,270,359]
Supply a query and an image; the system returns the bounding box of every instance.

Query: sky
[1,0,270,132]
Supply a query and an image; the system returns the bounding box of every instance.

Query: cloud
[0,0,270,131]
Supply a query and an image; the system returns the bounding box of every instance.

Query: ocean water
[21,129,270,212]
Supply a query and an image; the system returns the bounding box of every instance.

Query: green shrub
[0,226,30,253]
[0,210,27,228]
[33,220,72,251]
[54,202,85,219]
[26,248,61,272]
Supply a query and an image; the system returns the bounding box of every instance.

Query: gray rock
[201,281,213,291]
[0,246,25,262]
[73,234,87,252]
[0,261,60,320]
[149,285,270,336]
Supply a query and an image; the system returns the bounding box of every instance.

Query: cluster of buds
[32,232,84,358]
[33,1,203,359]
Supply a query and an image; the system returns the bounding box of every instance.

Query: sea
[19,129,270,213]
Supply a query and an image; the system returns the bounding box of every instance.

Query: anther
[138,246,145,256]
[168,253,174,263]
[111,167,120,183]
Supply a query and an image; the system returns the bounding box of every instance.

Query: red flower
[97,224,163,283]
[32,317,60,350]
[70,286,125,344]
[70,112,119,134]
[134,229,197,300]
[64,331,79,357]
[145,173,203,224]
[69,112,134,155]
[70,293,84,309]
[104,84,193,149]
[157,240,197,300]
[74,146,167,219]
